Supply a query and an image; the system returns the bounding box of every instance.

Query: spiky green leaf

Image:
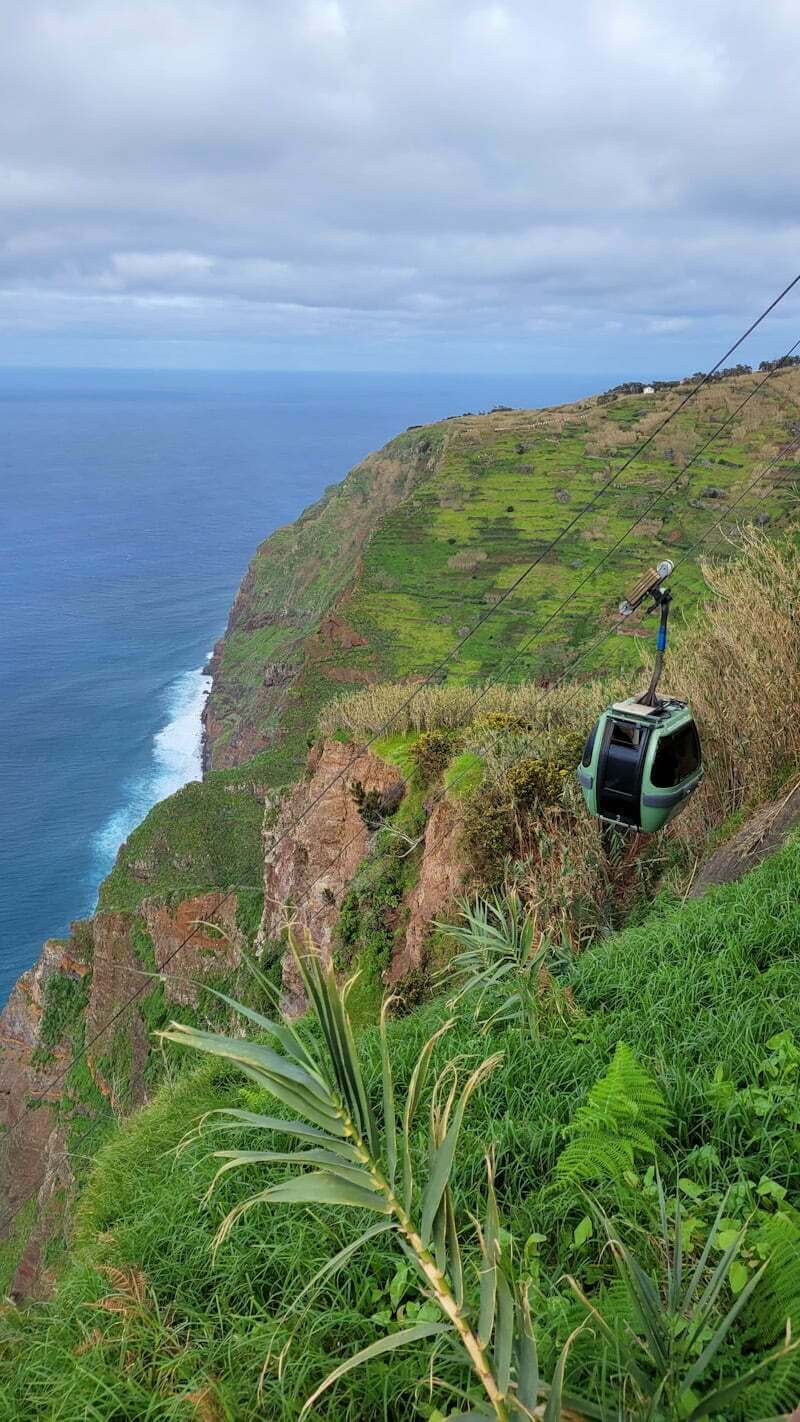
[421,1056,502,1245]
[298,1321,451,1419]
[380,998,398,1188]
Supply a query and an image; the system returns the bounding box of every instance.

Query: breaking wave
[92,665,211,878]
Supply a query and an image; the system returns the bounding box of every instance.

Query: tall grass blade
[516,1286,539,1413]
[682,1192,730,1311]
[445,1189,464,1308]
[683,1261,770,1392]
[543,1326,582,1422]
[478,1159,500,1348]
[401,1021,453,1211]
[196,1108,350,1150]
[607,1238,669,1370]
[245,1171,389,1211]
[685,1227,747,1351]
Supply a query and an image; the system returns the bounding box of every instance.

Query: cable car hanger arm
[618,559,675,708]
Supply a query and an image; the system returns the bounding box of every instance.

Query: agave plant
[158,938,593,1420]
[568,1174,798,1420]
[436,890,572,1034]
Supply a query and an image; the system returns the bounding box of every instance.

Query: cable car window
[610,722,645,749]
[581,724,598,767]
[651,722,701,788]
[602,720,649,799]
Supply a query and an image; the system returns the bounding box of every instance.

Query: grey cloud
[0,0,798,370]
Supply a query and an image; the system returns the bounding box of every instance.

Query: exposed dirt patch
[690,780,800,897]
[325,665,379,685]
[142,892,243,1008]
[317,613,368,651]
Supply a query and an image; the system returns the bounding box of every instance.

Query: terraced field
[298,371,800,699]
[104,368,800,908]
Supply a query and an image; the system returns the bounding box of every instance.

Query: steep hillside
[3,366,800,1318]
[206,368,800,781]
[102,369,800,913]
[203,424,447,774]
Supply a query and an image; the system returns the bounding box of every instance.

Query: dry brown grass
[669,527,800,840]
[318,675,619,741]
[447,549,487,572]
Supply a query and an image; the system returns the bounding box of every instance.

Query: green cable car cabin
[578,697,702,833]
[576,560,704,833]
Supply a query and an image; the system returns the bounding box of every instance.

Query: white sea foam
[92,666,211,875]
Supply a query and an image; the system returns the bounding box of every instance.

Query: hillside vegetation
[4,833,800,1418]
[5,526,800,1415]
[100,368,800,912]
[6,372,800,1417]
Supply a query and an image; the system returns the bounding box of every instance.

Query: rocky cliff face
[259,738,468,1014]
[0,937,89,1298]
[0,733,471,1298]
[0,893,247,1298]
[0,940,84,1248]
[260,740,405,1012]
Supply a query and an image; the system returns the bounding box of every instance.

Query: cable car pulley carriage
[577,560,703,834]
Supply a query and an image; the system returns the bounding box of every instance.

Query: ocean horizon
[0,367,617,1004]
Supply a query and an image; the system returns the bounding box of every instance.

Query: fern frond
[555,1043,670,1187]
[747,1212,800,1344]
[738,1346,800,1420]
[556,1133,637,1186]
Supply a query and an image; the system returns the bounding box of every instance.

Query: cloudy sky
[1,0,798,373]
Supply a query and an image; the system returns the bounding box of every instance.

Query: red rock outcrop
[142,891,244,1007]
[0,939,87,1221]
[390,797,467,980]
[10,1121,73,1301]
[259,739,469,1009]
[260,740,405,1013]
[83,912,150,1108]
[0,891,248,1299]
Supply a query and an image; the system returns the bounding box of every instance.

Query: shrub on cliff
[349,778,405,830]
[40,969,90,1048]
[410,727,463,782]
[98,777,264,912]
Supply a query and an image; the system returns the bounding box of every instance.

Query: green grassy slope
[97,778,264,911]
[316,375,800,690]
[7,836,800,1419]
[99,369,800,909]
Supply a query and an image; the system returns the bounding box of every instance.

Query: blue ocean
[0,368,609,1004]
